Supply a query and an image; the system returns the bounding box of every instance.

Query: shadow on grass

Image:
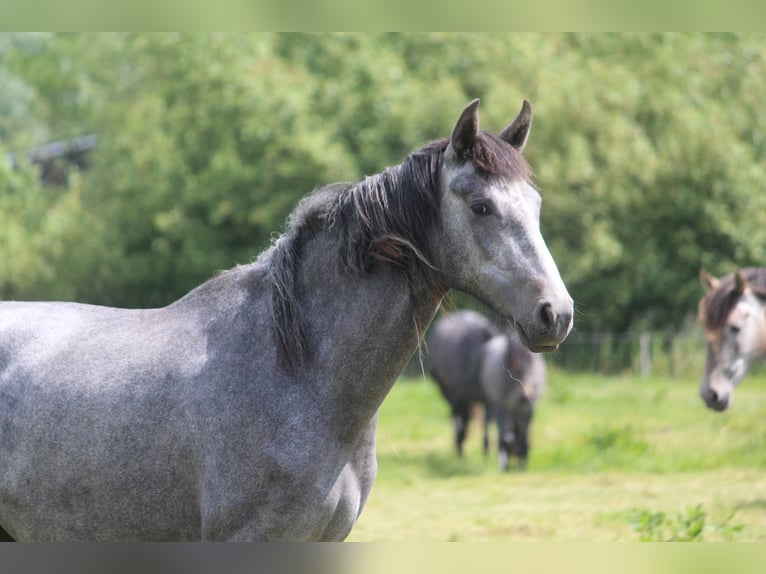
[423,452,491,478]
[377,449,495,480]
[736,498,766,510]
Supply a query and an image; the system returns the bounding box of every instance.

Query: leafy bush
[3,33,766,331]
[627,504,744,541]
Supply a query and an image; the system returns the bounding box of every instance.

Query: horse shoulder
[196,412,378,541]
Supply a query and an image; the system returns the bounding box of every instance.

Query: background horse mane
[266,133,532,371]
[699,267,766,333]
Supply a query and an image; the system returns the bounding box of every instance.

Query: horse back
[0,299,213,540]
[0,266,263,540]
[425,310,498,405]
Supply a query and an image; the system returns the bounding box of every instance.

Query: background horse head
[480,327,546,470]
[698,267,766,411]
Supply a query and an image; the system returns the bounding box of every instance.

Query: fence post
[639,332,652,378]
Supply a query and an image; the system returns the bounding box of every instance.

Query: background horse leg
[482,403,494,457]
[451,403,470,457]
[496,410,514,472]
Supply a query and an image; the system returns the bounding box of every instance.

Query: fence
[406,297,717,379]
[406,325,712,379]
[546,329,709,378]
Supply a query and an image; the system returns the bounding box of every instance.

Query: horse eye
[471,203,489,215]
[728,324,741,335]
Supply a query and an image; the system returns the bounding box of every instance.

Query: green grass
[347,369,766,541]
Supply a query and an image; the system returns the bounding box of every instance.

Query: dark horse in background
[0,99,572,541]
[698,267,766,412]
[426,309,546,471]
[481,324,546,470]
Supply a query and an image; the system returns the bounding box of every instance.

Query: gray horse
[425,310,500,456]
[0,99,572,541]
[425,309,545,470]
[480,328,546,470]
[698,267,766,412]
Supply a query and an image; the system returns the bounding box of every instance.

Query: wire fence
[406,298,717,379]
[546,329,708,378]
[407,325,713,380]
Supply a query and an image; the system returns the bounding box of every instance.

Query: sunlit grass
[347,369,766,541]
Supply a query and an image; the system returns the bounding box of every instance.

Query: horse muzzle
[516,298,573,353]
[701,386,732,412]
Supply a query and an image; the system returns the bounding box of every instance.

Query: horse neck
[292,231,442,418]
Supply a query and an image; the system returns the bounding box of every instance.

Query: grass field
[347,369,766,541]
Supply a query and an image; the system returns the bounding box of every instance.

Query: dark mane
[334,139,446,275]
[267,132,531,372]
[699,267,766,332]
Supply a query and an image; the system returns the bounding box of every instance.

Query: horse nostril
[538,302,554,333]
[704,388,729,411]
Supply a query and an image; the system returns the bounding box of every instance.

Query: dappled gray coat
[0,99,572,540]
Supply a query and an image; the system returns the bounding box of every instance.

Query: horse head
[698,268,766,411]
[434,100,573,352]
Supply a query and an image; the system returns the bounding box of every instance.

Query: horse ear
[449,99,480,159]
[499,99,532,152]
[699,268,720,291]
[734,269,749,296]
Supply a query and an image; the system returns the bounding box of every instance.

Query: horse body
[426,310,545,469]
[425,310,499,455]
[0,241,425,541]
[698,267,766,412]
[0,298,210,540]
[0,99,572,540]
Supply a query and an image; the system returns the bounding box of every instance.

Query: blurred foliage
[627,504,744,542]
[1,33,765,329]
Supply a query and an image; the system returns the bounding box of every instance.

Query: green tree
[68,34,358,306]
[2,33,766,336]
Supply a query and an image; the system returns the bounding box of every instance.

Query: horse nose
[521,297,573,352]
[702,388,730,412]
[538,302,554,332]
[536,300,573,339]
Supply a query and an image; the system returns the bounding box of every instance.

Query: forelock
[470,131,531,182]
[699,267,766,334]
